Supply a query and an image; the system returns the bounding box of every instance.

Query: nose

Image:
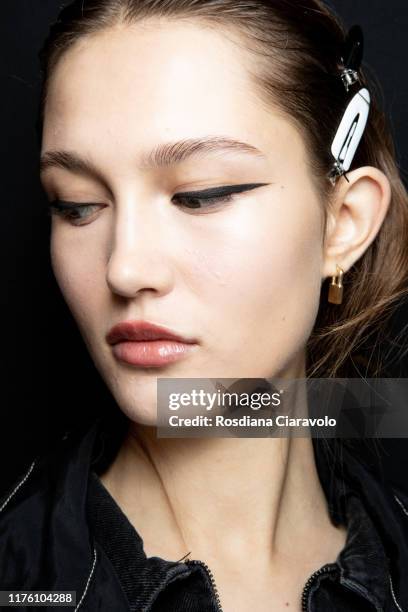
[105,197,174,299]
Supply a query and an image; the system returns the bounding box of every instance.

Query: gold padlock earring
[328,265,344,304]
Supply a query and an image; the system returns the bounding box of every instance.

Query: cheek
[50,224,106,334]
[183,191,323,357]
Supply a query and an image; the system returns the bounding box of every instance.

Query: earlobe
[322,166,391,279]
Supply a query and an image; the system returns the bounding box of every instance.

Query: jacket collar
[314,437,408,611]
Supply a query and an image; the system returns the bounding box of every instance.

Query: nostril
[106,254,173,299]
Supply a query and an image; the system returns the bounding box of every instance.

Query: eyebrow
[40,136,266,177]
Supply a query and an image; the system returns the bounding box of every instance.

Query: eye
[47,183,270,224]
[171,183,270,211]
[48,201,105,226]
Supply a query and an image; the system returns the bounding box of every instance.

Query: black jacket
[1,412,408,612]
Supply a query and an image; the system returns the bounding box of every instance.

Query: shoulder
[0,437,68,524]
[0,420,101,587]
[315,438,408,549]
[345,443,408,537]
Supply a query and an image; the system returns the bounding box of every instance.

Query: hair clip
[340,24,364,92]
[328,88,371,185]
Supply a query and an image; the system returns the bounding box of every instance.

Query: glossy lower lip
[111,340,197,367]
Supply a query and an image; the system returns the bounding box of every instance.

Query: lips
[106,320,196,345]
[106,320,198,367]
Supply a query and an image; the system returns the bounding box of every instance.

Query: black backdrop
[1,1,407,493]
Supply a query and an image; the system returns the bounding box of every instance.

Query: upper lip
[106,320,197,345]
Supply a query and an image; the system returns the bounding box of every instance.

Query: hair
[38,0,408,379]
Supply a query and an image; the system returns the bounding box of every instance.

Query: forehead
[42,20,305,172]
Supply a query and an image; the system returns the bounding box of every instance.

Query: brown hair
[39,0,408,378]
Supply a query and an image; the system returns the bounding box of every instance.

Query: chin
[111,388,158,426]
[121,403,157,427]
[106,372,160,426]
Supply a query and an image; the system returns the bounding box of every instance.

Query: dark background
[0,1,407,494]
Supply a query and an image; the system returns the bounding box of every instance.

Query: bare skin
[40,19,391,612]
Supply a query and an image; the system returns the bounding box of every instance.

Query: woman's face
[41,21,325,425]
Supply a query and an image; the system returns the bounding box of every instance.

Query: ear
[322,166,391,278]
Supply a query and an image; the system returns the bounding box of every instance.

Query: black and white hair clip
[329,25,369,185]
[340,24,364,92]
[329,87,370,184]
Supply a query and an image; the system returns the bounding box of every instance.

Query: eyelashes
[48,182,270,225]
[172,183,269,209]
[48,201,102,224]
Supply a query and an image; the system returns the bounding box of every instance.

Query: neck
[99,425,346,571]
[98,357,349,607]
[99,358,347,572]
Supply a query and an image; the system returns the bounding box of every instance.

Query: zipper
[302,560,399,612]
[184,558,224,612]
[186,557,340,612]
[185,556,340,612]
[301,562,339,611]
[184,557,402,612]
